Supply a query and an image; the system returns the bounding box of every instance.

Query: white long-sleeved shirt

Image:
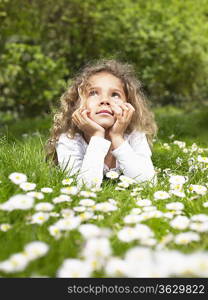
[55,130,156,188]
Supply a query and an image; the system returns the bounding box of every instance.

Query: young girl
[46,59,158,188]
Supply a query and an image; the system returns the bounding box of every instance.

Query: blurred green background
[0,0,208,123]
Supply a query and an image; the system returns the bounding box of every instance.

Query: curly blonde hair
[45,59,158,164]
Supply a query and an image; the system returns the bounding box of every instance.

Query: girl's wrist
[111,135,124,149]
[92,131,105,138]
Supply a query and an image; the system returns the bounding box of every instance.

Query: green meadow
[0,106,208,277]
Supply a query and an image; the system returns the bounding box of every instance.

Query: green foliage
[0,0,208,116]
[0,107,208,277]
[0,43,68,116]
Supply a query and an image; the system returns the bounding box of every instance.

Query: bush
[0,0,208,116]
[0,42,68,116]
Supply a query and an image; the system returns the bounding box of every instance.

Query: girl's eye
[112,92,120,98]
[89,90,98,96]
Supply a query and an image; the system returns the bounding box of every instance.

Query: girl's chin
[96,121,114,129]
[91,116,115,129]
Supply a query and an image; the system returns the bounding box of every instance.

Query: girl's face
[82,72,127,129]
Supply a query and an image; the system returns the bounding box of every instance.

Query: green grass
[0,105,208,277]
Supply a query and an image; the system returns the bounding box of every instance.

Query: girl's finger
[78,106,85,112]
[81,109,92,122]
[113,99,123,107]
[77,111,86,125]
[125,103,135,111]
[111,102,122,115]
[72,116,80,128]
[121,103,130,112]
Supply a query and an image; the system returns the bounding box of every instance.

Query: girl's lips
[96,110,113,115]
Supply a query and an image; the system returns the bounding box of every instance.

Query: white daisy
[79,211,94,221]
[105,257,129,277]
[124,246,152,265]
[24,241,49,260]
[197,156,208,163]
[62,178,74,185]
[0,223,12,232]
[30,212,50,224]
[191,214,208,222]
[86,257,105,271]
[35,202,54,212]
[191,143,198,151]
[60,209,74,218]
[119,175,136,184]
[136,199,152,207]
[124,214,141,224]
[134,224,154,240]
[49,212,60,217]
[60,186,79,195]
[19,182,36,191]
[94,202,117,212]
[189,222,208,232]
[108,198,117,205]
[163,143,170,150]
[170,190,186,198]
[48,225,62,239]
[117,227,140,242]
[174,232,200,245]
[82,237,112,259]
[78,224,103,239]
[169,134,175,139]
[55,216,81,231]
[176,157,183,165]
[52,194,72,204]
[130,208,142,215]
[57,259,92,278]
[41,187,53,193]
[118,181,130,188]
[169,175,186,185]
[0,253,29,273]
[156,233,174,250]
[0,194,34,211]
[8,172,27,185]
[73,206,86,212]
[79,191,97,198]
[27,191,44,200]
[189,184,207,195]
[79,199,95,207]
[142,206,157,212]
[166,202,184,211]
[173,140,186,148]
[140,238,157,247]
[115,187,125,191]
[170,216,190,230]
[154,191,170,200]
[105,171,120,179]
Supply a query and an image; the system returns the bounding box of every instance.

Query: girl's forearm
[110,135,125,150]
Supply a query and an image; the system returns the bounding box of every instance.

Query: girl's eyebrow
[88,86,101,91]
[88,86,124,94]
[112,88,124,95]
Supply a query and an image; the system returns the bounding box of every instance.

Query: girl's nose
[100,98,111,106]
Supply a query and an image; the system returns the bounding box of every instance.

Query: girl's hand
[108,101,135,138]
[72,106,105,138]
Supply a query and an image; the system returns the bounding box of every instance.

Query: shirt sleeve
[56,134,111,188]
[111,132,156,183]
